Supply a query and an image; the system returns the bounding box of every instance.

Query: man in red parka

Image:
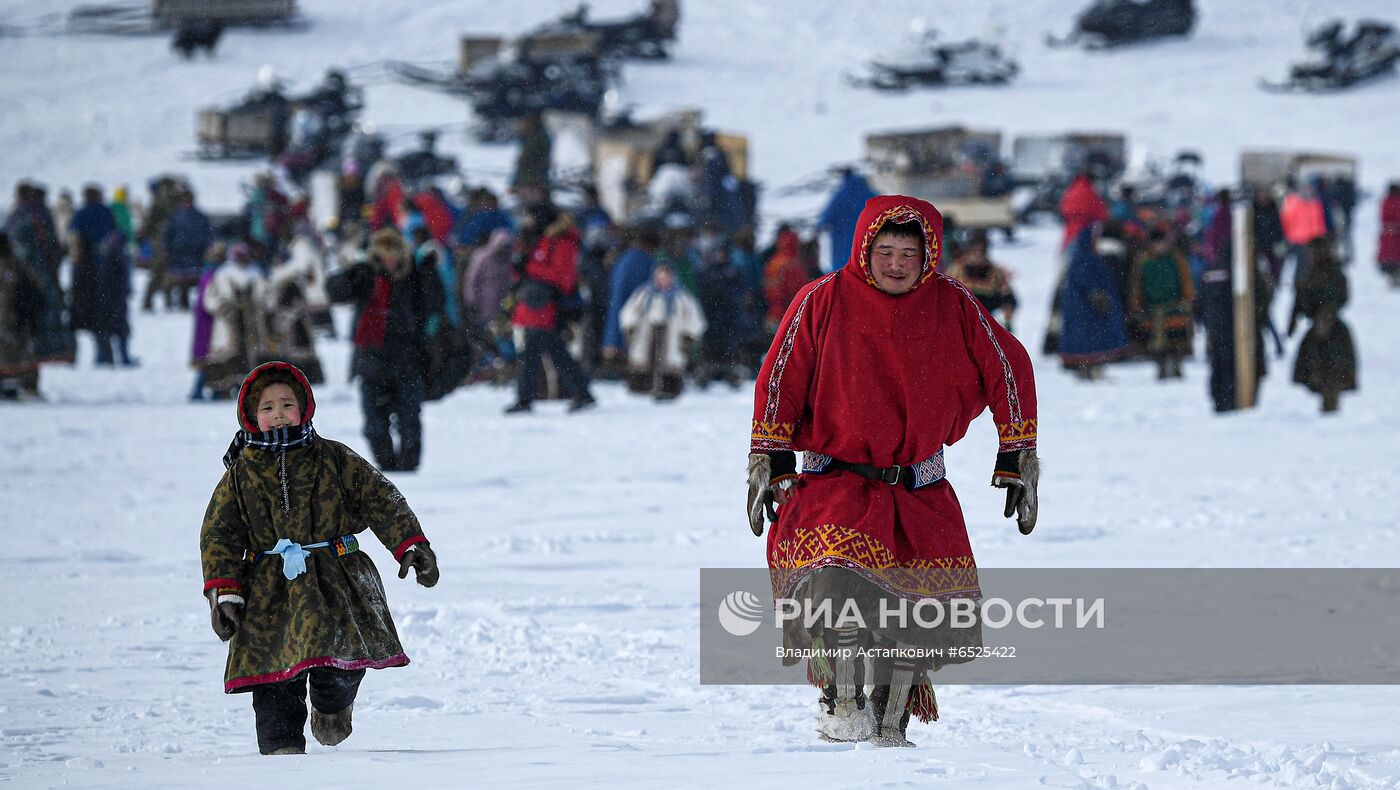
[746,195,1039,746]
[506,202,596,413]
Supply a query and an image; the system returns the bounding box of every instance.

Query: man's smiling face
[869,230,924,295]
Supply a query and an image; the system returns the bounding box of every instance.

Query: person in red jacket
[1378,182,1400,288]
[1060,172,1108,251]
[411,188,454,245]
[761,227,808,334]
[505,202,596,414]
[370,173,405,231]
[746,195,1039,747]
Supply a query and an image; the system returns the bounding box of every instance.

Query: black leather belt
[825,459,914,489]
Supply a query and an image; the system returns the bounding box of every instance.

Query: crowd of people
[0,121,845,458]
[3,133,1395,428]
[1047,170,1374,414]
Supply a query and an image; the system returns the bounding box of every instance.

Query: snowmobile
[1260,19,1400,93]
[531,0,679,61]
[387,49,613,141]
[463,53,611,140]
[277,70,365,181]
[1047,0,1195,49]
[847,33,1018,90]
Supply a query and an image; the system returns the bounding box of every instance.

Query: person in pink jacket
[1280,183,1328,280]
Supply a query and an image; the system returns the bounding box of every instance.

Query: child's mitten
[206,589,243,641]
[398,543,440,587]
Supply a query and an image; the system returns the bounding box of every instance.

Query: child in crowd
[619,262,707,400]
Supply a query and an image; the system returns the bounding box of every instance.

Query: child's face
[256,383,302,431]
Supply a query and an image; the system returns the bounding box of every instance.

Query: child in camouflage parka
[199,361,440,755]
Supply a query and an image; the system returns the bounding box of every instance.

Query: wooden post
[1232,200,1257,409]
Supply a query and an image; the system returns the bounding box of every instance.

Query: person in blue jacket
[69,185,118,254]
[161,189,215,310]
[1058,226,1129,380]
[601,224,659,362]
[68,186,134,366]
[817,167,875,271]
[450,187,514,252]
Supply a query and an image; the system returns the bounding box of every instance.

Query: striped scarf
[222,422,318,514]
[223,421,318,468]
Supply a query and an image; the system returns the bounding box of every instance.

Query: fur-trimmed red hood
[848,194,944,293]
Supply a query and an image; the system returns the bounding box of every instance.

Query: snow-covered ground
[4,1,1400,787]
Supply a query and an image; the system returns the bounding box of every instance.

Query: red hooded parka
[1059,174,1108,251]
[751,195,1038,602]
[763,228,809,325]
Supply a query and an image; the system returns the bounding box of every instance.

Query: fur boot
[311,703,353,747]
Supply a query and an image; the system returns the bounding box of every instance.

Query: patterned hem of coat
[0,361,39,376]
[224,652,410,693]
[35,351,75,365]
[1059,346,1129,366]
[770,556,982,606]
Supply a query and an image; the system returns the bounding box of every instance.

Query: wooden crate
[715,133,748,181]
[869,171,981,199]
[1011,132,1126,181]
[196,109,226,147]
[1240,150,1356,190]
[866,126,1002,174]
[519,30,600,60]
[223,104,280,149]
[930,197,1015,229]
[459,35,505,73]
[590,110,747,221]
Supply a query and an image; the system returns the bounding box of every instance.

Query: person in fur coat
[1128,228,1195,380]
[619,262,707,399]
[1289,239,1357,413]
[200,361,439,755]
[201,243,270,397]
[265,253,325,385]
[0,232,43,399]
